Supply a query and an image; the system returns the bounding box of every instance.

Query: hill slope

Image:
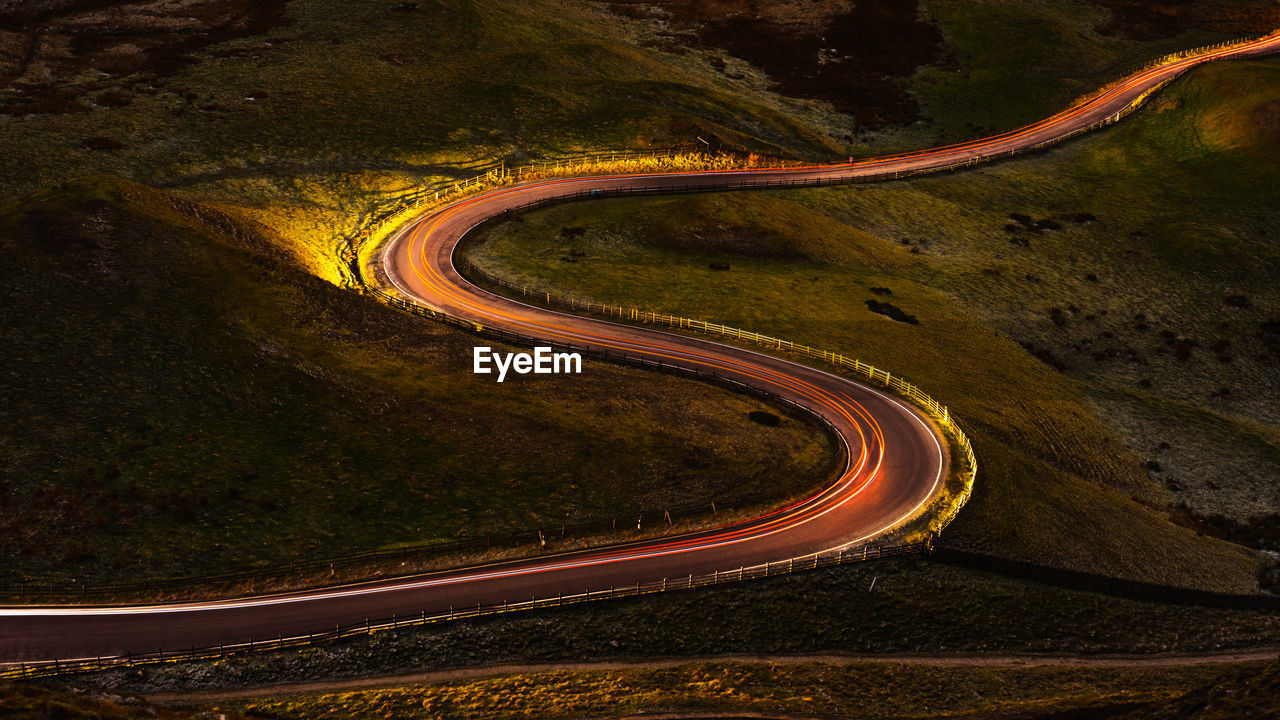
[0,177,836,585]
[3,0,1277,286]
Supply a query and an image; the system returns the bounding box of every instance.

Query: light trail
[1,31,1275,664]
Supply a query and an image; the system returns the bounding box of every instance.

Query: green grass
[462,58,1280,590]
[0,177,836,585]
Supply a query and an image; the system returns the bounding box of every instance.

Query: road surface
[2,32,1277,665]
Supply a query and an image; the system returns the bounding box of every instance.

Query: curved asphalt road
[1,33,1276,665]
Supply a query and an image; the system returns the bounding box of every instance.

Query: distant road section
[2,31,1277,665]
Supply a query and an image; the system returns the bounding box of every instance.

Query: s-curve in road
[2,31,1277,666]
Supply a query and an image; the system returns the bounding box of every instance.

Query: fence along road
[2,31,1278,669]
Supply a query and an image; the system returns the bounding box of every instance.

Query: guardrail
[342,144,799,285]
[347,31,1264,283]
[5,32,1264,677]
[0,541,923,680]
[447,258,977,537]
[343,22,1253,610]
[2,282,857,603]
[1068,35,1262,109]
[4,25,1239,604]
[1,412,837,604]
[355,11,1256,563]
[383,32,1270,534]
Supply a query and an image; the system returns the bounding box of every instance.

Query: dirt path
[148,649,1280,702]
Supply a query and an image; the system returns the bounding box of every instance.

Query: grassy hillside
[911,0,1277,143]
[597,0,1280,150]
[0,177,836,585]
[2,0,1275,287]
[463,58,1280,591]
[5,0,1268,589]
[0,0,850,284]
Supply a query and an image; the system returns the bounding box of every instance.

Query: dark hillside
[0,177,836,584]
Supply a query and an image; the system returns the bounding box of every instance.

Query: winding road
[2,32,1277,666]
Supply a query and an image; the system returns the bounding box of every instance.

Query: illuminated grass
[6,657,1276,719]
[230,660,1247,720]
